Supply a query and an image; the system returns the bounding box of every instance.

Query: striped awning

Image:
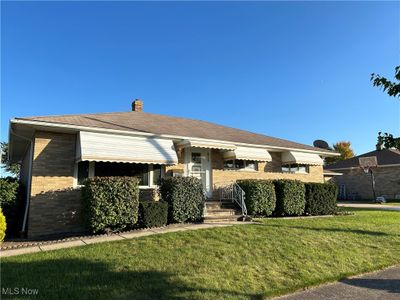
[177,139,236,151]
[76,131,178,165]
[223,146,272,162]
[282,151,323,165]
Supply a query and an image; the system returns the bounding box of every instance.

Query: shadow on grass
[1,259,264,300]
[254,223,396,237]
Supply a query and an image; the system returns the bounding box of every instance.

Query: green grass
[381,201,400,206]
[339,200,400,206]
[2,209,400,300]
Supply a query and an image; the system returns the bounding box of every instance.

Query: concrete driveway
[338,203,400,211]
[276,266,400,300]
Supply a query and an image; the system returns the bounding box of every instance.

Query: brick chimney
[132,99,143,112]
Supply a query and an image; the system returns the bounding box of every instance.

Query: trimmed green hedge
[82,177,140,233]
[305,183,338,215]
[274,180,305,216]
[0,177,20,237]
[139,201,168,228]
[159,177,205,223]
[237,180,276,216]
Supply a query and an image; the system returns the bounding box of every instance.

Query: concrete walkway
[0,222,249,258]
[338,203,400,211]
[277,265,400,300]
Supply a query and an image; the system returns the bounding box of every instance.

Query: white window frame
[223,159,258,171]
[281,164,310,174]
[73,162,164,189]
[73,161,95,188]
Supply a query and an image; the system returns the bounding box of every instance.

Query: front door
[186,148,212,198]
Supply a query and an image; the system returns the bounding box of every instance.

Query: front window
[224,159,257,171]
[224,160,234,169]
[191,153,202,164]
[76,161,164,187]
[77,161,89,185]
[95,162,149,185]
[282,164,309,173]
[152,165,162,185]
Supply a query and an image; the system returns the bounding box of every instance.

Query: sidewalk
[276,265,400,300]
[338,203,400,211]
[0,221,249,258]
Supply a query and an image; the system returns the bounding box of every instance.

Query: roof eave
[10,118,339,156]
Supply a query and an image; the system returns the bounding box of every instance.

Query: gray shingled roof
[16,111,334,153]
[325,149,400,170]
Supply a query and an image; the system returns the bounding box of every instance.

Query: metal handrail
[220,182,247,217]
[203,188,208,216]
[232,182,247,217]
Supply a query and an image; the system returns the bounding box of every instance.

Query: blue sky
[1,1,399,160]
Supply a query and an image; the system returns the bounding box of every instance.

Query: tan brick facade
[211,148,323,190]
[28,131,83,237]
[26,133,325,236]
[332,166,400,200]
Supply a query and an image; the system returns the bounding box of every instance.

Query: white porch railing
[220,182,247,217]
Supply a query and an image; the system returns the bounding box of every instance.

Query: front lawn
[382,201,400,206]
[2,209,399,299]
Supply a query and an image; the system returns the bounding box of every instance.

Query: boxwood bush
[82,177,139,233]
[159,177,205,223]
[139,201,168,228]
[274,180,305,216]
[305,183,338,215]
[237,180,276,216]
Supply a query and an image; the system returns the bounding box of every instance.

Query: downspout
[10,128,34,236]
[21,141,33,235]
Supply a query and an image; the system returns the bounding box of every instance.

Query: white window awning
[223,146,272,162]
[282,151,323,166]
[76,131,178,165]
[176,139,236,151]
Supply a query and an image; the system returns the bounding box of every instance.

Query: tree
[376,132,400,151]
[325,141,355,165]
[370,66,400,98]
[1,142,20,177]
[371,66,400,151]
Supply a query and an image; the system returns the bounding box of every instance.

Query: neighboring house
[9,100,338,237]
[322,169,342,183]
[325,149,400,200]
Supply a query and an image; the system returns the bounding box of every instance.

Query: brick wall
[211,149,324,190]
[332,166,400,200]
[28,131,84,237]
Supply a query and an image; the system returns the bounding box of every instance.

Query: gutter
[323,171,343,176]
[325,164,400,171]
[10,118,340,157]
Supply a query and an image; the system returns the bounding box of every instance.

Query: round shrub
[160,177,205,223]
[139,201,168,228]
[237,180,276,216]
[0,208,6,242]
[274,180,305,216]
[81,177,140,233]
[305,183,338,215]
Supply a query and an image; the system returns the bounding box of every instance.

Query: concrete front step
[204,215,242,223]
[205,201,236,210]
[204,209,238,217]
